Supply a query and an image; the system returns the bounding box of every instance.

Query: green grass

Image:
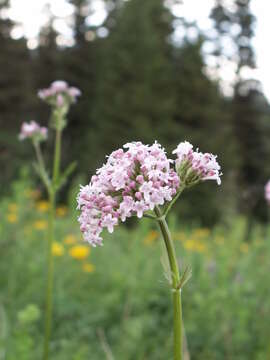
[1,174,270,359]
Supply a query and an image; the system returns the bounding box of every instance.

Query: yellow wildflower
[52,242,64,256]
[69,245,90,260]
[64,234,77,245]
[36,200,50,212]
[143,230,159,246]
[240,243,249,254]
[184,239,206,253]
[33,220,48,230]
[8,203,18,212]
[82,263,95,273]
[7,213,18,223]
[56,206,68,217]
[184,239,196,251]
[192,228,210,238]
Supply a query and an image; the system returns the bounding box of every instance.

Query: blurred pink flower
[51,80,68,91]
[265,180,270,204]
[19,121,48,142]
[68,87,81,98]
[38,80,81,106]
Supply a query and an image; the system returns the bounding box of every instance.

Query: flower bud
[173,141,221,186]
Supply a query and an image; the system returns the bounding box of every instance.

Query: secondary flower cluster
[38,80,81,107]
[173,141,222,185]
[19,121,48,142]
[265,180,270,204]
[77,142,180,246]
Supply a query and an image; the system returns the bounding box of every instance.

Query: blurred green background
[1,0,270,359]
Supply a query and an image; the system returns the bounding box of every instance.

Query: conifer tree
[0,0,32,190]
[93,0,175,166]
[171,38,235,224]
[211,0,270,226]
[63,0,98,174]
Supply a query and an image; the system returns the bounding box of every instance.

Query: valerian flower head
[38,80,81,108]
[38,80,81,130]
[172,141,222,186]
[19,121,48,142]
[77,142,180,246]
[265,180,270,204]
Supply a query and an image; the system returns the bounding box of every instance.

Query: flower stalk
[19,80,81,360]
[163,186,185,218]
[43,191,55,360]
[42,126,62,360]
[52,129,62,186]
[154,205,183,360]
[33,141,46,172]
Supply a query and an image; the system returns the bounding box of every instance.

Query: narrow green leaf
[55,161,77,191]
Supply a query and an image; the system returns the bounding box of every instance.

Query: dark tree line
[1,0,270,225]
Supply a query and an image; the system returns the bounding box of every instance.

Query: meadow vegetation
[1,172,269,360]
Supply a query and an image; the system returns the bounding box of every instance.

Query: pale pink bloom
[38,89,52,99]
[119,196,134,221]
[111,168,128,190]
[102,214,118,233]
[38,80,81,106]
[172,141,193,162]
[19,121,48,142]
[140,181,154,202]
[51,80,68,91]
[135,192,142,200]
[68,87,81,98]
[265,181,270,204]
[134,200,147,218]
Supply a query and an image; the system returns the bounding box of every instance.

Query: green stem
[154,206,183,360]
[34,141,46,171]
[163,186,185,218]
[143,213,156,220]
[53,129,62,186]
[43,191,55,360]
[43,128,62,360]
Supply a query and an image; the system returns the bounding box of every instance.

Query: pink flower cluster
[19,121,48,142]
[38,80,81,107]
[77,141,222,247]
[265,181,270,204]
[77,142,180,246]
[173,141,221,185]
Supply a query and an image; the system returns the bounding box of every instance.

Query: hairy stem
[154,206,183,360]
